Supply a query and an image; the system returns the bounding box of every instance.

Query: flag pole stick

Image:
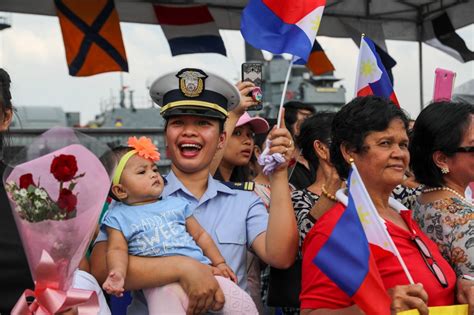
[276,57,294,127]
[395,246,415,284]
[351,163,415,284]
[418,31,424,111]
[354,34,365,98]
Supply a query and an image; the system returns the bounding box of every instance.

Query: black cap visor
[162,106,227,120]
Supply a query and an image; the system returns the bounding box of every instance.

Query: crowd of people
[0,66,473,315]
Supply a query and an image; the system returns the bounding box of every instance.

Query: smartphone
[433,68,456,101]
[242,62,263,111]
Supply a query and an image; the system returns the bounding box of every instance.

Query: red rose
[19,173,35,189]
[57,188,77,212]
[50,154,78,182]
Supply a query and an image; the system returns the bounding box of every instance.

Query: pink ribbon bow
[11,250,99,315]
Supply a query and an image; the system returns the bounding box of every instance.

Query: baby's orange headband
[112,136,161,185]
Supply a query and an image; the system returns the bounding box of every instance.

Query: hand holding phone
[242,63,263,111]
[433,68,456,101]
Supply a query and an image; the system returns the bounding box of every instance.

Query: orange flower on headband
[127,136,160,162]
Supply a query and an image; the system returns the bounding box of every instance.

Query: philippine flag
[355,35,400,107]
[336,165,412,268]
[310,179,392,314]
[154,4,226,56]
[241,0,326,62]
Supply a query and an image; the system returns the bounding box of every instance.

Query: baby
[101,137,256,314]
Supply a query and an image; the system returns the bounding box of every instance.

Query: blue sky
[0,12,472,124]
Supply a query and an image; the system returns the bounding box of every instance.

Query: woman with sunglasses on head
[410,101,474,278]
[300,96,474,315]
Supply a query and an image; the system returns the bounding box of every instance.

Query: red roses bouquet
[3,127,111,314]
[6,154,84,222]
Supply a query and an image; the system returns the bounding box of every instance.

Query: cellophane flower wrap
[3,127,111,314]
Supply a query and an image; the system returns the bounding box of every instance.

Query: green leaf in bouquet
[68,182,76,191]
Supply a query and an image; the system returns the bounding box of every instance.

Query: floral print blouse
[413,197,474,277]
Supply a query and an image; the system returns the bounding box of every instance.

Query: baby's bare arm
[186,216,226,267]
[102,227,129,296]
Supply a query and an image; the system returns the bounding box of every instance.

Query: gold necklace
[423,186,473,206]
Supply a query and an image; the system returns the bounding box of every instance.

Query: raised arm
[308,162,342,221]
[252,120,298,268]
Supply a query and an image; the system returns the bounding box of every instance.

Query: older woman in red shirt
[300,96,474,315]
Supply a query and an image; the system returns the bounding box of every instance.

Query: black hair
[101,146,133,177]
[100,146,134,201]
[247,132,269,179]
[214,166,250,182]
[0,69,13,154]
[215,122,264,182]
[410,101,474,187]
[254,132,267,150]
[296,112,335,172]
[283,101,315,137]
[330,96,409,179]
[0,69,12,110]
[214,128,257,182]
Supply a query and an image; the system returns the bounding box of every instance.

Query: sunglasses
[413,236,448,288]
[454,146,474,153]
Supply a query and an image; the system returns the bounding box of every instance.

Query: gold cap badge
[177,69,208,97]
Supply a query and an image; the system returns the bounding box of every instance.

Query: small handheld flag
[337,164,414,284]
[355,35,399,107]
[311,170,392,314]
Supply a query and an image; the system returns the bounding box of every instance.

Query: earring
[349,157,354,164]
[441,167,449,174]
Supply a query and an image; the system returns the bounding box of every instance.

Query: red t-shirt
[300,202,456,310]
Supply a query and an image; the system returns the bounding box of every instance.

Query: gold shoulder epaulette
[222,181,255,191]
